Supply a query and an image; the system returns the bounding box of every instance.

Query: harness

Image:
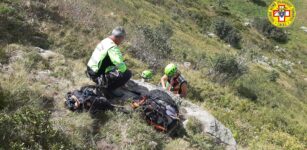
[168,75,187,93]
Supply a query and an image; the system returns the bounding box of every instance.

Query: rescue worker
[86,26,132,98]
[160,63,188,98]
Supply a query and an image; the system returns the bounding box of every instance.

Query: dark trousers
[87,67,132,91]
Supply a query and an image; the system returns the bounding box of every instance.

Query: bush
[216,0,228,8]
[146,0,164,5]
[255,131,305,150]
[249,0,266,6]
[187,8,212,32]
[235,73,263,102]
[0,82,34,111]
[211,54,247,81]
[23,51,49,71]
[0,48,8,64]
[294,80,307,101]
[270,28,288,43]
[187,83,204,101]
[0,1,51,48]
[128,22,173,70]
[235,72,285,105]
[0,107,76,149]
[214,20,232,40]
[214,19,241,48]
[186,117,203,134]
[237,84,258,101]
[253,18,288,43]
[51,65,72,78]
[50,0,95,28]
[0,86,8,110]
[0,4,16,15]
[176,0,203,8]
[268,70,280,82]
[61,38,87,59]
[185,118,223,149]
[227,29,241,48]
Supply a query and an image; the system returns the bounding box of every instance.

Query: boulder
[119,80,237,149]
[183,62,191,69]
[300,26,307,33]
[207,32,217,38]
[35,47,63,60]
[243,22,251,27]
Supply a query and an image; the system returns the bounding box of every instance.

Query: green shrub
[253,18,288,43]
[176,0,203,8]
[0,48,8,64]
[0,85,8,110]
[0,4,16,15]
[249,0,266,6]
[294,80,307,101]
[186,117,203,134]
[187,134,218,149]
[211,54,247,81]
[51,65,72,78]
[23,51,49,71]
[61,35,88,59]
[187,8,212,32]
[187,83,204,101]
[268,70,280,82]
[128,22,173,70]
[237,84,258,101]
[214,19,241,48]
[146,0,164,5]
[146,22,173,56]
[235,73,263,102]
[216,0,228,8]
[185,117,223,149]
[0,81,35,111]
[254,130,305,150]
[234,72,286,106]
[0,107,76,149]
[0,0,55,48]
[214,20,232,40]
[227,29,241,48]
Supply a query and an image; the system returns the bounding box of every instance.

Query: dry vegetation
[1,0,307,149]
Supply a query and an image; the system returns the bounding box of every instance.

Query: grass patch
[0,107,78,149]
[96,111,167,149]
[1,0,307,149]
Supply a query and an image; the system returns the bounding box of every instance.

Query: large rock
[120,80,237,149]
[35,47,63,60]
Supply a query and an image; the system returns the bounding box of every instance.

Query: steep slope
[1,0,306,149]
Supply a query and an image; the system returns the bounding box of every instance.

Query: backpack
[65,86,114,114]
[131,90,180,133]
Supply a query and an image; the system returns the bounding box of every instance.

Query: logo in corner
[268,0,296,28]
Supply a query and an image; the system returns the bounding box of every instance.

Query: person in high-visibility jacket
[86,26,132,97]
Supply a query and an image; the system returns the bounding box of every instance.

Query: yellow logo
[267,0,296,28]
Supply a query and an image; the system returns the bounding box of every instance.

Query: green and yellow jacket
[87,38,127,75]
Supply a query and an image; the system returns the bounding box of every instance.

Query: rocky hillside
[1,0,307,149]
